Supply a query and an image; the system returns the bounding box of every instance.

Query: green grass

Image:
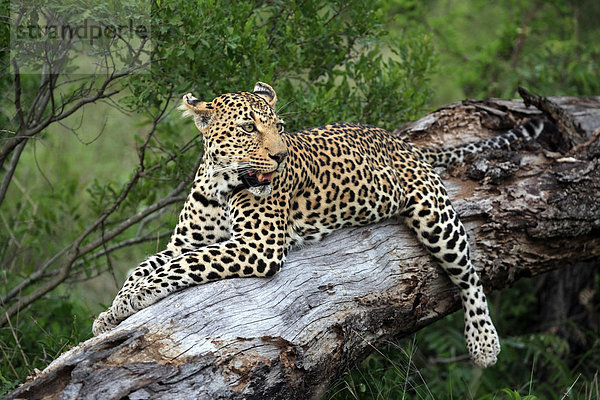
[326,279,600,400]
[0,296,92,396]
[326,328,600,399]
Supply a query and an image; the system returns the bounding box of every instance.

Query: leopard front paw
[92,293,139,336]
[92,280,169,335]
[464,314,501,368]
[92,309,118,336]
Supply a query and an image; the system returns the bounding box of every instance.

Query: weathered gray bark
[7,96,600,400]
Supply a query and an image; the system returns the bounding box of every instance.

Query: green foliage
[499,389,538,400]
[0,296,91,396]
[327,279,600,400]
[388,0,600,105]
[125,0,434,131]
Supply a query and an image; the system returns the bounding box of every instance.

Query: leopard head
[181,82,287,197]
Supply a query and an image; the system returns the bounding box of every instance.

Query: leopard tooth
[257,173,264,181]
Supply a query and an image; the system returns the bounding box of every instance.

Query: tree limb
[518,86,586,148]
[0,140,26,207]
[0,101,195,322]
[6,95,600,400]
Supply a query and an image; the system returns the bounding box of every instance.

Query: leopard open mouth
[240,170,276,187]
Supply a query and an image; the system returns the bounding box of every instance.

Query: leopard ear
[253,82,277,108]
[180,93,214,131]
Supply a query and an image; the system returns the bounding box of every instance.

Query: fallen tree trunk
[8,95,600,400]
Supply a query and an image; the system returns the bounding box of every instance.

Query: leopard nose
[269,152,288,164]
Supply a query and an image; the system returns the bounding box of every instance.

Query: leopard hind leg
[401,180,500,367]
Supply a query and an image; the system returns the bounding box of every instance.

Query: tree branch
[0,37,149,194]
[0,100,197,322]
[518,86,586,148]
[0,140,26,207]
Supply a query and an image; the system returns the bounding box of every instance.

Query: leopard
[93,82,545,368]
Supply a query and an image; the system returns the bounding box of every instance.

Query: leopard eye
[240,123,257,133]
[276,122,285,133]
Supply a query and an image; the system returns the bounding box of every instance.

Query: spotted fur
[93,82,544,367]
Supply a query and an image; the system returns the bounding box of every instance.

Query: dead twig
[567,127,600,156]
[518,86,585,148]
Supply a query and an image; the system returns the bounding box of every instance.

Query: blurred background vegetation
[1,0,599,398]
